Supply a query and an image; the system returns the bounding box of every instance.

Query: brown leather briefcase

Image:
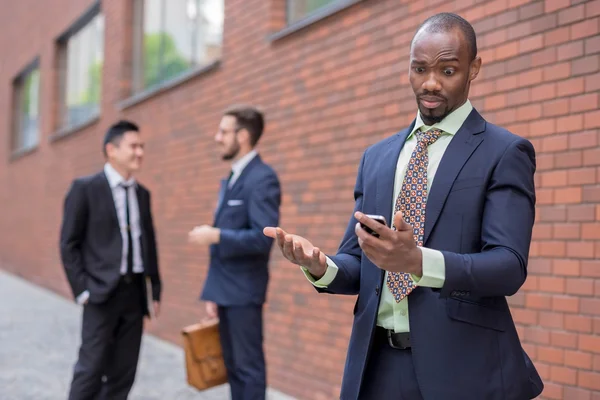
[181,319,228,390]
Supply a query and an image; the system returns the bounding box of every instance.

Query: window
[287,0,341,24]
[132,0,224,93]
[57,7,104,130]
[12,61,41,153]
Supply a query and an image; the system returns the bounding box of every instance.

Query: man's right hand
[205,301,217,319]
[263,227,327,279]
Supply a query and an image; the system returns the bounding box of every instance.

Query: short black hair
[413,13,477,61]
[103,120,139,156]
[223,105,265,147]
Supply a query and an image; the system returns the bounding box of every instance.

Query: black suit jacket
[60,171,161,310]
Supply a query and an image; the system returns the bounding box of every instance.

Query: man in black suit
[189,105,281,400]
[60,120,162,400]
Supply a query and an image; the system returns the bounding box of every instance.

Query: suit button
[375,286,380,296]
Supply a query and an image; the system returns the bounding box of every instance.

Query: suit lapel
[97,172,119,227]
[423,109,486,244]
[376,126,413,226]
[214,154,262,224]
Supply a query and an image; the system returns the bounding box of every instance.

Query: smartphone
[360,214,387,238]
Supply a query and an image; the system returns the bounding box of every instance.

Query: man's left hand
[188,225,221,246]
[354,211,423,276]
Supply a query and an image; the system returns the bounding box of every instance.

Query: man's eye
[414,67,425,73]
[443,69,455,76]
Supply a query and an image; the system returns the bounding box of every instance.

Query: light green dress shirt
[303,100,474,333]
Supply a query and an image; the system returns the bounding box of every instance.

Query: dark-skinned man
[265,12,543,400]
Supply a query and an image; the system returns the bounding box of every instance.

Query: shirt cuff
[300,256,339,288]
[76,290,90,305]
[411,247,445,288]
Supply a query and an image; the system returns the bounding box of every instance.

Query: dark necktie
[122,183,134,277]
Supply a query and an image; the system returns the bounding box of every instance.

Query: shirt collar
[104,163,136,189]
[231,149,258,176]
[410,99,473,138]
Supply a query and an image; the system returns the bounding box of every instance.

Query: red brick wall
[1,0,599,398]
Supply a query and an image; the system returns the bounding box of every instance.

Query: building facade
[1,0,599,398]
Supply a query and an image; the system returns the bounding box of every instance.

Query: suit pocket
[446,298,505,331]
[449,177,485,192]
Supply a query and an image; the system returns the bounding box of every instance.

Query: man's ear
[469,56,482,82]
[237,128,251,146]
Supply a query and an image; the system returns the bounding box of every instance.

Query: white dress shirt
[76,163,144,305]
[228,150,258,188]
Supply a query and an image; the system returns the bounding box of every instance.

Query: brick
[582,224,600,240]
[542,98,570,117]
[553,222,581,239]
[484,94,506,110]
[582,260,600,277]
[544,26,571,46]
[551,365,577,385]
[580,333,600,353]
[542,382,563,400]
[526,293,552,309]
[538,276,566,293]
[533,223,552,239]
[512,308,538,325]
[558,4,585,26]
[568,204,597,221]
[526,327,552,344]
[516,68,543,87]
[540,206,567,221]
[581,298,600,316]
[580,371,600,391]
[565,313,593,331]
[553,259,581,276]
[584,109,600,129]
[528,258,552,274]
[557,77,585,97]
[543,62,571,82]
[567,241,596,258]
[563,387,593,400]
[556,114,583,133]
[586,72,600,92]
[530,47,557,68]
[555,150,583,168]
[571,94,599,113]
[565,350,593,369]
[572,55,600,76]
[552,295,580,313]
[545,0,570,13]
[531,82,557,101]
[571,17,600,40]
[539,240,567,257]
[583,186,600,202]
[518,34,544,53]
[588,0,600,18]
[554,187,582,203]
[583,148,600,166]
[568,168,597,185]
[586,35,600,55]
[557,40,585,61]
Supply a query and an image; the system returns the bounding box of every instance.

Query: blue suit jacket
[323,109,544,399]
[201,155,281,306]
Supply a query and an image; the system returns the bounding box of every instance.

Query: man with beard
[60,120,161,400]
[264,13,543,400]
[189,105,281,400]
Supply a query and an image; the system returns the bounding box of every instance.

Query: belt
[375,326,411,350]
[120,273,143,284]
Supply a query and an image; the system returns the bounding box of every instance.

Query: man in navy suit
[265,13,543,400]
[189,105,281,400]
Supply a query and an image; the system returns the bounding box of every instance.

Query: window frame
[11,58,41,158]
[54,1,103,137]
[130,0,224,96]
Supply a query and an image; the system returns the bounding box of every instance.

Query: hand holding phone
[359,214,387,238]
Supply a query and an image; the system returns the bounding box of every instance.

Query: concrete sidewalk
[0,270,296,400]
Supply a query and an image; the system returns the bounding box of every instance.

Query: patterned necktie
[387,129,443,302]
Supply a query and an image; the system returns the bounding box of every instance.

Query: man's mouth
[419,96,444,109]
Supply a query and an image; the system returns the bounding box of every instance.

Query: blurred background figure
[60,120,162,400]
[189,105,281,400]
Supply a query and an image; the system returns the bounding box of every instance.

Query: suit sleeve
[59,179,89,299]
[145,191,162,301]
[218,171,281,259]
[441,138,536,298]
[315,152,367,296]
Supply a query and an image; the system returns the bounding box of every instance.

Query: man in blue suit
[189,105,281,400]
[265,13,543,400]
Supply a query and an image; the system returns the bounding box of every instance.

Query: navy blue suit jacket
[323,109,544,399]
[201,155,281,306]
